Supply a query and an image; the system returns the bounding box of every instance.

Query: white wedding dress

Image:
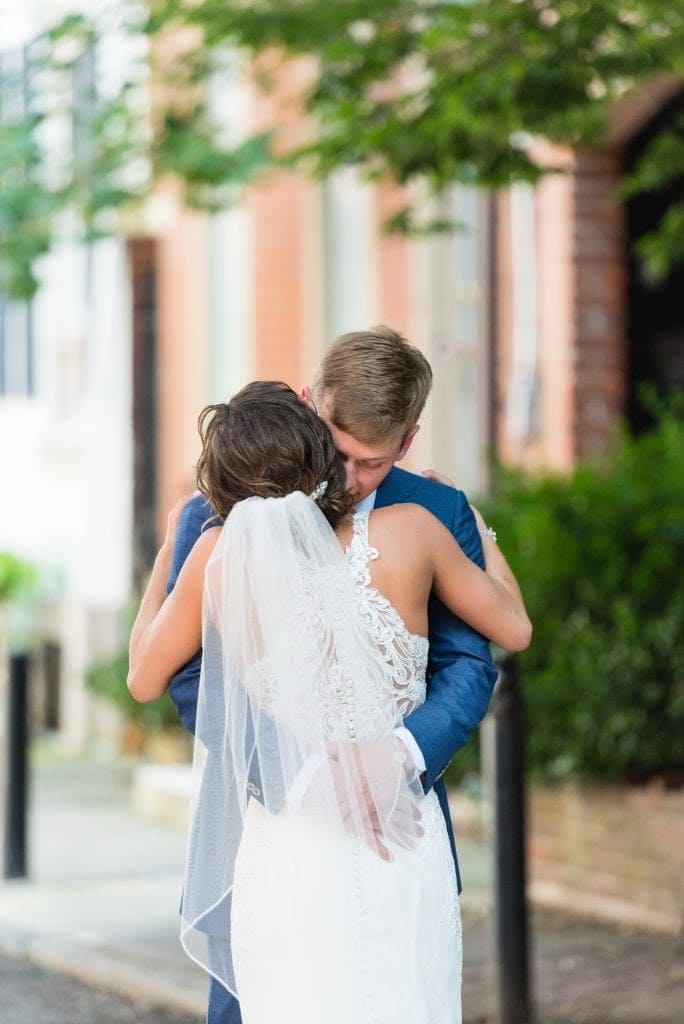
[229,512,462,1024]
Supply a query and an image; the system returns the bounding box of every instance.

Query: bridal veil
[180,492,450,1008]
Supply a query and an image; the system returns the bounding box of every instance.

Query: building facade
[2,11,681,750]
[1,2,134,748]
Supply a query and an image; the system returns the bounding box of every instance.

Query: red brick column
[249,173,310,385]
[248,57,319,388]
[155,204,208,540]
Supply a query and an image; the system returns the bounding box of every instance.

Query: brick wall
[529,783,684,935]
[155,202,209,542]
[249,172,313,385]
[248,56,322,387]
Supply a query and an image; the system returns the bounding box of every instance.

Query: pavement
[0,740,492,1020]
[0,742,211,1017]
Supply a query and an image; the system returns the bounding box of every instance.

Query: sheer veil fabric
[181,492,461,1023]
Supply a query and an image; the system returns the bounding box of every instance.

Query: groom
[167,325,498,1024]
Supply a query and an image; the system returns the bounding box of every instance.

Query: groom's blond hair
[312,325,432,445]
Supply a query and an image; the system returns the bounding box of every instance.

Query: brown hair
[195,381,353,528]
[312,325,433,445]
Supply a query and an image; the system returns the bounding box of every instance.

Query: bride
[128,381,531,1024]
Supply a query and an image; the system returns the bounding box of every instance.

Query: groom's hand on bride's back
[296,737,424,862]
[350,737,425,849]
[164,491,201,553]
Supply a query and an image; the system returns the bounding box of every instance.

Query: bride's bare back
[335,506,433,640]
[336,502,531,654]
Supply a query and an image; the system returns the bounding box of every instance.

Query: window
[0,299,34,396]
[0,44,35,396]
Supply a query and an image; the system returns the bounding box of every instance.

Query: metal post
[3,653,29,879]
[43,640,61,731]
[492,651,531,1024]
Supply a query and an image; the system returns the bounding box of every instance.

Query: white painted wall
[0,237,133,747]
[0,1,135,749]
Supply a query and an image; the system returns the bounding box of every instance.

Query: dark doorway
[129,239,158,591]
[625,88,684,431]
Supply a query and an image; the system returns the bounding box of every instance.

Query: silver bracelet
[479,526,497,543]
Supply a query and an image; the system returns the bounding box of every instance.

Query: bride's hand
[469,503,487,534]
[471,501,485,528]
[298,737,425,861]
[162,491,200,554]
[421,468,455,488]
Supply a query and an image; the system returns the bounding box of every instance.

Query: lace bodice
[241,509,429,742]
[345,511,429,718]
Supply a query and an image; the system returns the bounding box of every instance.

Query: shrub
[0,553,36,603]
[479,401,684,784]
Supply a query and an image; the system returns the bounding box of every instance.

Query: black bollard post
[492,651,531,1024]
[3,653,29,879]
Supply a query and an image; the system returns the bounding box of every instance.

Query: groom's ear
[396,424,420,461]
[301,386,316,411]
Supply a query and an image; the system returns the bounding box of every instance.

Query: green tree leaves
[1,1,682,297]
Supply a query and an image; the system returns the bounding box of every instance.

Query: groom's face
[316,392,418,503]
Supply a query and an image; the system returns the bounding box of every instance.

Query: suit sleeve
[403,492,498,792]
[166,497,213,734]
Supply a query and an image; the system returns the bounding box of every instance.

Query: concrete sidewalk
[1,745,207,1016]
[0,743,491,1018]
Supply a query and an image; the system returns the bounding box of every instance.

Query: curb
[0,925,206,1018]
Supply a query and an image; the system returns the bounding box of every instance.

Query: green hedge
[478,403,684,784]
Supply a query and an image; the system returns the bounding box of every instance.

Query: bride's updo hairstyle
[196,381,353,528]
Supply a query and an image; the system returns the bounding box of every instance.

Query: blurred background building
[0,0,134,747]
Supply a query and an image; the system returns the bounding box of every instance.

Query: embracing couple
[128,325,531,1024]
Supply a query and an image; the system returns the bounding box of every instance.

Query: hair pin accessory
[309,480,329,502]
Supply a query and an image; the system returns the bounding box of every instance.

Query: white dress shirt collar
[354,490,377,514]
